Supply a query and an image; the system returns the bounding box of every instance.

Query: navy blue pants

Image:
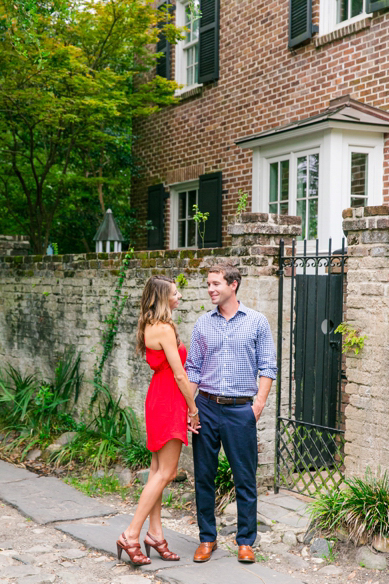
[192,393,258,546]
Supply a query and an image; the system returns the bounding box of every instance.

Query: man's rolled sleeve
[185,323,204,384]
[257,318,277,380]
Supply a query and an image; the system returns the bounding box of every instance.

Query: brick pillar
[342,205,389,478]
[0,235,30,257]
[227,213,302,484]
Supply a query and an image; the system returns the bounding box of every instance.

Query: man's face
[207,272,237,306]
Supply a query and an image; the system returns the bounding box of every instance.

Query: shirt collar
[210,301,247,317]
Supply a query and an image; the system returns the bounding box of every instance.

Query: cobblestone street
[0,501,152,584]
[1,459,389,584]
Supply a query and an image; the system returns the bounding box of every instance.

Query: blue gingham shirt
[186,302,277,397]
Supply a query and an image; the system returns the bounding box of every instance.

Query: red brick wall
[132,1,389,250]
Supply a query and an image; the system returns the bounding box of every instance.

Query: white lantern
[93,209,125,253]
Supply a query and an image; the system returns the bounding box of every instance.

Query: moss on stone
[180,250,195,259]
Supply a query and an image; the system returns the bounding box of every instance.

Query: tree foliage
[0,0,182,253]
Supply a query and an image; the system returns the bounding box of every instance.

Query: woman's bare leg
[147,453,163,539]
[121,439,182,544]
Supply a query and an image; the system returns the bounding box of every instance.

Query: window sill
[315,16,372,48]
[175,84,203,100]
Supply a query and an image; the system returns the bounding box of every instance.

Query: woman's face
[169,283,182,311]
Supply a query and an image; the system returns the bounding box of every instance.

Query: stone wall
[0,235,29,257]
[342,206,389,478]
[0,214,301,481]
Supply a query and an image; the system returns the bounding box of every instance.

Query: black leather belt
[199,390,253,405]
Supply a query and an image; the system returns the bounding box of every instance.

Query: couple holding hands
[117,264,277,567]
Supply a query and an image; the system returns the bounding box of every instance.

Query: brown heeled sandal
[116,532,151,566]
[144,531,180,561]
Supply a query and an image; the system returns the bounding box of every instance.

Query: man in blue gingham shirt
[187,264,277,565]
[186,304,277,397]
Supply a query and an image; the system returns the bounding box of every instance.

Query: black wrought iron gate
[275,239,347,496]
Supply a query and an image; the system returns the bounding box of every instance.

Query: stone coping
[0,213,302,270]
[0,234,29,241]
[0,245,283,266]
[342,206,389,234]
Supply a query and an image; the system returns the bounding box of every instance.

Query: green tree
[0,0,182,253]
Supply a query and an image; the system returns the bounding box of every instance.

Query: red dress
[145,344,188,452]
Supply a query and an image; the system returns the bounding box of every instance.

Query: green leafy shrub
[0,348,82,438]
[334,322,367,355]
[235,189,248,221]
[192,204,209,248]
[121,440,152,470]
[215,453,235,510]
[0,356,143,472]
[176,273,188,289]
[51,383,138,469]
[308,469,389,544]
[0,367,39,429]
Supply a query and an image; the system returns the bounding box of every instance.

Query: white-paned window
[267,152,319,241]
[296,153,319,240]
[269,159,290,216]
[170,183,199,248]
[320,0,370,35]
[184,3,200,86]
[175,0,202,93]
[350,150,369,207]
[337,0,365,23]
[250,129,383,250]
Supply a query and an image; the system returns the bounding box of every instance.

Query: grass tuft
[308,468,389,545]
[64,474,129,499]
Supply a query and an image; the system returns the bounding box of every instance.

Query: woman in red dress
[116,276,200,566]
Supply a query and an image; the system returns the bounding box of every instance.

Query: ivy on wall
[91,249,134,405]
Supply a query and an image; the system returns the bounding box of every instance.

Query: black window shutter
[156,4,171,79]
[289,0,313,48]
[366,0,389,11]
[198,0,220,83]
[198,172,222,248]
[147,184,167,250]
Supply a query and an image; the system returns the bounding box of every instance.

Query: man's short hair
[208,264,242,293]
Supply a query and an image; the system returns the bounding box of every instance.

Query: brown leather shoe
[193,541,217,562]
[238,545,255,563]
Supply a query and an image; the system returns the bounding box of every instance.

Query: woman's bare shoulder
[145,322,174,339]
[146,322,173,331]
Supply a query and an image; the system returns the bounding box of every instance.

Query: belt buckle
[216,396,222,404]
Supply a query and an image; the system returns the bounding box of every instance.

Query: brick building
[132,0,389,252]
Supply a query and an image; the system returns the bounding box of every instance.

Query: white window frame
[251,127,383,251]
[170,180,199,248]
[175,0,202,95]
[347,145,374,208]
[319,0,372,36]
[267,155,291,216]
[265,147,321,244]
[294,148,320,241]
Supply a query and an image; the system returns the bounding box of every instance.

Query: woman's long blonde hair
[136,275,180,356]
